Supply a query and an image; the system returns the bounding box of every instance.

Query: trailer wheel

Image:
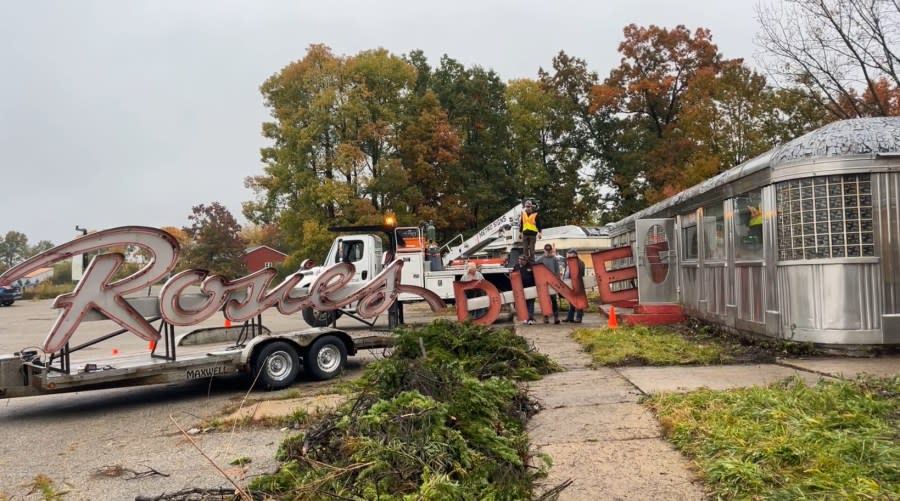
[304,335,347,381]
[302,307,341,327]
[252,341,300,390]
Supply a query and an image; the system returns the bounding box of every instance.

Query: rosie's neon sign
[0,226,444,353]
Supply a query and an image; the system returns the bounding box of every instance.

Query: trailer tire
[304,335,347,381]
[252,341,300,390]
[301,307,341,327]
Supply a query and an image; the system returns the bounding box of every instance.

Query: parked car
[0,284,22,306]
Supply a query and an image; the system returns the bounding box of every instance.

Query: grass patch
[573,324,734,366]
[249,320,559,499]
[646,376,900,499]
[279,407,310,428]
[558,289,602,313]
[27,474,66,500]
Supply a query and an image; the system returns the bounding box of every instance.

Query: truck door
[394,227,426,291]
[634,219,678,304]
[335,238,371,283]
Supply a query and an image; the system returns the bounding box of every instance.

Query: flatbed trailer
[0,295,394,399]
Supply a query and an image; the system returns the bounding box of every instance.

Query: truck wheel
[304,335,347,381]
[252,341,300,390]
[301,307,340,327]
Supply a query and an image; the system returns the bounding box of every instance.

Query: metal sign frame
[634,218,678,304]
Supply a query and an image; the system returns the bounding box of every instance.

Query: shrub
[251,321,558,499]
[22,282,74,300]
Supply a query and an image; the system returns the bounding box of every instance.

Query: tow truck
[296,203,527,326]
[0,226,442,400]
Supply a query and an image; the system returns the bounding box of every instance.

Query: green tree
[506,78,597,227]
[535,51,605,224]
[27,240,55,258]
[430,57,517,231]
[182,202,246,278]
[0,231,29,270]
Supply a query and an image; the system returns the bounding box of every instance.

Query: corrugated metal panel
[778,262,882,332]
[681,266,699,307]
[737,264,765,323]
[875,173,900,314]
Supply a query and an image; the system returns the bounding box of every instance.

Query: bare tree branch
[756,0,900,117]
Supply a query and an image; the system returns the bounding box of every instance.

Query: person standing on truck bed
[520,200,542,261]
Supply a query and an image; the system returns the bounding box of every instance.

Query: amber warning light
[384,211,397,228]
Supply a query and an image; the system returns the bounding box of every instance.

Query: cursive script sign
[0,226,444,353]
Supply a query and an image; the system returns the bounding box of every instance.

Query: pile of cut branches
[249,320,559,500]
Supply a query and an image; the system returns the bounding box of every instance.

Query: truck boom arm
[442,204,522,265]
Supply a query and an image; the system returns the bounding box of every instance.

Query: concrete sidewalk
[517,316,900,500]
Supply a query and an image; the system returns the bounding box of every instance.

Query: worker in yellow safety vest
[748,205,763,241]
[520,200,542,261]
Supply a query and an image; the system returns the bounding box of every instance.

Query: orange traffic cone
[112,348,120,356]
[224,318,232,328]
[148,340,157,351]
[608,306,618,329]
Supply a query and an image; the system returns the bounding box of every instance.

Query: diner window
[681,213,698,261]
[703,203,725,260]
[734,190,764,260]
[775,174,874,260]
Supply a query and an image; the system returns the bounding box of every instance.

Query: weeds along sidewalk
[517,319,707,501]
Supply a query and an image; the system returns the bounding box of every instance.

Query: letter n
[533,262,588,314]
[509,271,530,322]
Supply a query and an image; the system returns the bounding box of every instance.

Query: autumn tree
[248,46,525,259]
[246,45,418,260]
[757,0,900,118]
[125,226,192,273]
[393,90,462,230]
[182,202,245,278]
[589,24,724,212]
[160,226,190,249]
[677,61,829,182]
[241,224,286,251]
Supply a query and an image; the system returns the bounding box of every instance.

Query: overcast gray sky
[0,0,762,246]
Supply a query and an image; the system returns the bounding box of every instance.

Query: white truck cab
[296,222,515,327]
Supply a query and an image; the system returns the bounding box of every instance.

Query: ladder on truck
[441,203,523,265]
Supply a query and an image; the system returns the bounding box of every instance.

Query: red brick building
[243,245,288,273]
